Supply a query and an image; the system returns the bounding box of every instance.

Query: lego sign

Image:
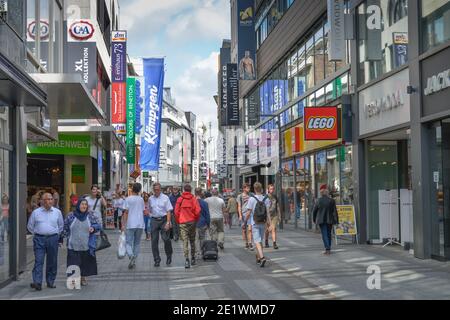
[304,107,339,141]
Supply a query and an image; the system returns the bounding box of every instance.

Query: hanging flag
[126,77,136,163]
[140,58,165,171]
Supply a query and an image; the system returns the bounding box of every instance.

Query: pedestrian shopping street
[2,225,450,300]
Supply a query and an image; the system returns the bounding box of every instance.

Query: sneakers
[185,258,191,269]
[259,257,267,268]
[166,256,172,265]
[273,242,279,250]
[128,257,136,269]
[249,244,254,251]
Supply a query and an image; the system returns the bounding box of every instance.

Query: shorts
[269,216,279,229]
[252,223,265,243]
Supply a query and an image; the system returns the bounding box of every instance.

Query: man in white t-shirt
[245,182,272,268]
[205,189,226,249]
[121,183,145,269]
[85,185,107,228]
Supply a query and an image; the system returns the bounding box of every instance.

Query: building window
[358,0,409,85]
[389,0,408,26]
[422,0,450,52]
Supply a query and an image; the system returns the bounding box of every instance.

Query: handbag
[96,230,111,251]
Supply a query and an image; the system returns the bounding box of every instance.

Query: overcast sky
[120,0,231,134]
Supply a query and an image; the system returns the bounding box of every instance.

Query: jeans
[144,216,150,236]
[319,224,333,251]
[196,225,208,254]
[125,228,144,259]
[150,217,173,263]
[32,234,59,285]
[114,209,122,229]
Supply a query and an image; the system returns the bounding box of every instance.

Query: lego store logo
[69,20,94,41]
[304,107,339,141]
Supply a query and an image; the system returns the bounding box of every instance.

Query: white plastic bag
[117,232,126,259]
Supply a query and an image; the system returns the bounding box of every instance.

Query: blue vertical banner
[238,0,256,80]
[140,58,165,171]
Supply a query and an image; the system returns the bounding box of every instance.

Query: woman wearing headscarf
[62,198,101,286]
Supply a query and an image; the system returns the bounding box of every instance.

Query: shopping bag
[95,230,111,251]
[117,232,126,259]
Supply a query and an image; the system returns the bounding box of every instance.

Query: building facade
[229,0,450,261]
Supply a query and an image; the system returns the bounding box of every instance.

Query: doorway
[366,132,412,245]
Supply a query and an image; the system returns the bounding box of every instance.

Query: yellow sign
[335,205,357,236]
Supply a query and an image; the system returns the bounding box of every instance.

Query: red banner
[112,82,126,126]
[304,107,339,141]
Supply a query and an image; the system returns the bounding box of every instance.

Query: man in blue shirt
[27,193,64,290]
[150,183,174,267]
[169,186,181,241]
[195,187,210,256]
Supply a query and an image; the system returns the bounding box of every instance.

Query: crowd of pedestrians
[25,180,338,291]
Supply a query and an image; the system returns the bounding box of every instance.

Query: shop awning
[58,125,126,152]
[29,73,106,120]
[0,52,47,107]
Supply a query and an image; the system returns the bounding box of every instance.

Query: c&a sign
[304,107,339,141]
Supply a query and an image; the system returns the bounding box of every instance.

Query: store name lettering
[364,90,404,118]
[424,69,450,96]
[144,85,160,145]
[36,140,89,149]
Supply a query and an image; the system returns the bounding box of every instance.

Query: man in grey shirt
[205,189,226,250]
[27,193,64,291]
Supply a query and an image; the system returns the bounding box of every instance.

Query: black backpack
[252,195,268,224]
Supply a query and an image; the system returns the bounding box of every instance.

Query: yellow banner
[335,205,357,236]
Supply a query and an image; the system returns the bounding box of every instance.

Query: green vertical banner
[126,77,136,163]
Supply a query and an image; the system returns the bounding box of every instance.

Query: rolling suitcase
[202,240,218,261]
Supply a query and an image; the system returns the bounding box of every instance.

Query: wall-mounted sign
[226,63,239,126]
[27,134,90,156]
[111,30,127,135]
[304,107,339,141]
[424,69,450,96]
[68,20,95,42]
[359,68,410,136]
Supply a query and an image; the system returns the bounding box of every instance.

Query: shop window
[422,0,450,52]
[296,45,307,97]
[27,0,37,56]
[357,0,409,85]
[281,160,295,224]
[316,86,325,106]
[389,0,408,26]
[0,149,11,283]
[315,151,327,197]
[0,108,10,145]
[325,82,335,102]
[327,149,340,201]
[314,26,325,84]
[340,146,354,204]
[305,36,315,89]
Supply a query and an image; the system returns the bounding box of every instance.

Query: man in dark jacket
[195,187,210,257]
[169,186,181,241]
[175,184,201,269]
[313,184,339,255]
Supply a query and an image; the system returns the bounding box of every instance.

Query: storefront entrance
[429,120,450,260]
[366,132,412,246]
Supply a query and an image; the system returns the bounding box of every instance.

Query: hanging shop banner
[126,77,136,163]
[135,77,145,135]
[64,20,97,93]
[237,0,256,80]
[304,107,339,141]
[140,58,165,171]
[71,164,86,183]
[327,0,346,61]
[111,31,127,82]
[393,32,408,69]
[226,63,239,126]
[27,134,90,156]
[334,205,357,236]
[111,31,127,135]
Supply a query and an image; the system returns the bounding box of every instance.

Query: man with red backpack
[175,184,201,269]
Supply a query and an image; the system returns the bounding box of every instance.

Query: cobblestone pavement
[1,224,450,300]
